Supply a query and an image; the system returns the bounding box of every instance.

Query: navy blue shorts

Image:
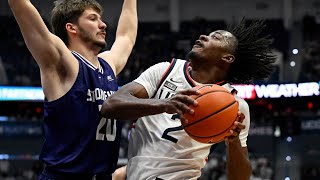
[38,169,112,180]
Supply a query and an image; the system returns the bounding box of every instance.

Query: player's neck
[69,43,100,67]
[189,66,227,84]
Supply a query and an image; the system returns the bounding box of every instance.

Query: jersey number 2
[96,105,117,141]
[161,114,183,143]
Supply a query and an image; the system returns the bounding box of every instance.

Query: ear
[221,54,235,64]
[66,23,77,34]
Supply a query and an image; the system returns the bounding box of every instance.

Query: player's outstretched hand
[225,112,246,142]
[163,89,199,120]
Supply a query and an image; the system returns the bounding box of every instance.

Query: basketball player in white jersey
[104,19,276,180]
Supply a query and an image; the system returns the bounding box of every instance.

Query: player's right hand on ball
[163,89,199,117]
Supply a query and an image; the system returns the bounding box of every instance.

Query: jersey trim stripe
[72,51,100,72]
[151,58,177,98]
[216,81,226,86]
[183,61,197,87]
[97,59,104,74]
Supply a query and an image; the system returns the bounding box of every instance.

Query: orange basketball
[182,84,239,144]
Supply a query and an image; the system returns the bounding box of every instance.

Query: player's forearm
[8,0,58,66]
[8,0,29,8]
[226,137,252,180]
[116,0,138,45]
[8,0,51,42]
[101,93,166,120]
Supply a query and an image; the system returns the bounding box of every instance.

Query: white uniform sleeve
[235,97,250,147]
[134,62,170,98]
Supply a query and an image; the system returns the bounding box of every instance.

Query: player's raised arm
[98,0,138,75]
[8,0,69,69]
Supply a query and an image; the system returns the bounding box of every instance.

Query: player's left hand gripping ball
[225,112,246,142]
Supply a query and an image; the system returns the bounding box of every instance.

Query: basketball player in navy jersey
[8,0,137,179]
[102,19,276,180]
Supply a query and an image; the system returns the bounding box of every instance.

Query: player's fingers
[225,129,241,141]
[169,108,183,116]
[236,112,245,123]
[179,115,188,123]
[234,121,246,130]
[228,129,238,137]
[171,101,194,115]
[177,95,198,106]
[173,94,198,106]
[230,121,243,131]
[164,100,183,114]
[228,123,244,136]
[165,98,194,114]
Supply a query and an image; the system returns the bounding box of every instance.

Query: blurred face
[76,8,107,48]
[188,30,236,63]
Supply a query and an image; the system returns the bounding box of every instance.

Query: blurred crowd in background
[0,3,320,179]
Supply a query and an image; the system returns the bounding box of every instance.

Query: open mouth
[194,40,203,48]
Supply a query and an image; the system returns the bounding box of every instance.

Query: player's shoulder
[171,58,188,65]
[148,58,186,71]
[154,61,171,68]
[159,58,187,65]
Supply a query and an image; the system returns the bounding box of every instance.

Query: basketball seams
[196,84,212,90]
[183,100,238,128]
[182,84,240,144]
[186,112,238,138]
[193,90,232,100]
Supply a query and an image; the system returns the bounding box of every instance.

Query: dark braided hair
[226,18,276,84]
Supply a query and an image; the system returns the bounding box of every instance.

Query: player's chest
[156,80,192,100]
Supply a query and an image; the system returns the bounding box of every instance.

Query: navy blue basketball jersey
[40,51,121,175]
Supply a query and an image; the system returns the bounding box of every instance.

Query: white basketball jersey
[127,59,250,180]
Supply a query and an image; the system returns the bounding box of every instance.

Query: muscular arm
[101,82,198,120]
[8,0,70,69]
[8,0,78,101]
[99,0,138,75]
[226,139,252,180]
[101,82,169,120]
